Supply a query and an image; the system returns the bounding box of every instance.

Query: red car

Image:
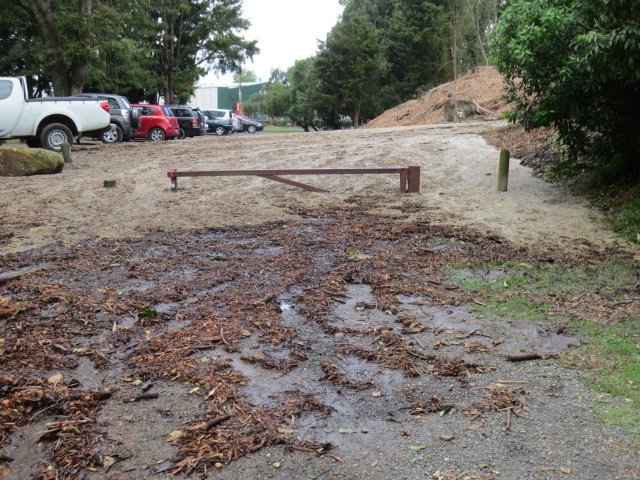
[131,104,180,141]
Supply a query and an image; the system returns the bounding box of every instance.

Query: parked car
[0,76,111,151]
[130,104,180,141]
[168,105,208,138]
[233,114,263,134]
[203,109,235,136]
[77,93,133,143]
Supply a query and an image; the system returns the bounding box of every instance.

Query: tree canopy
[490,0,640,179]
[0,0,257,101]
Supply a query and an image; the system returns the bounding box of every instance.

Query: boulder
[0,146,64,176]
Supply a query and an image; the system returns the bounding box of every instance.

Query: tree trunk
[351,107,360,129]
[472,0,489,66]
[20,0,92,95]
[69,0,92,94]
[448,0,461,80]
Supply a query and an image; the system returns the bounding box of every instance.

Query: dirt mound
[365,66,509,128]
[364,66,560,175]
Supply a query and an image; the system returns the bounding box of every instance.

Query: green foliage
[83,2,160,100]
[315,9,383,127]
[569,317,640,435]
[147,0,258,103]
[268,68,288,85]
[0,0,257,102]
[242,90,267,117]
[610,187,640,244]
[450,257,636,320]
[452,257,635,297]
[258,59,326,131]
[490,0,640,179]
[233,70,258,83]
[0,0,124,94]
[383,0,450,102]
[310,0,497,126]
[263,82,293,119]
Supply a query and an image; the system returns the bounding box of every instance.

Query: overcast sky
[202,0,344,85]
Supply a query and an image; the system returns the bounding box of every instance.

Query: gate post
[498,149,510,192]
[407,166,421,193]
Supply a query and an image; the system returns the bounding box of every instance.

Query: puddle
[154,302,180,313]
[218,290,409,421]
[424,235,464,252]
[114,279,157,293]
[225,353,318,408]
[3,421,50,479]
[89,381,201,479]
[397,295,580,355]
[330,284,397,332]
[69,357,115,390]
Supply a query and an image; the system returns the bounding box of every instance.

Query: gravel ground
[1,125,639,480]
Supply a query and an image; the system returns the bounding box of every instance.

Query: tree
[148,0,258,104]
[286,58,324,131]
[83,1,160,100]
[268,68,288,86]
[384,0,450,101]
[2,0,114,95]
[315,9,382,127]
[0,0,51,95]
[257,59,325,131]
[490,0,640,179]
[233,69,258,83]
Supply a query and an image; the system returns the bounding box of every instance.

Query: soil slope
[365,67,509,128]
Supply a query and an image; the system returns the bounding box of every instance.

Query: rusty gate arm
[167,167,420,193]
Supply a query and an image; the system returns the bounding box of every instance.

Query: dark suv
[76,93,133,143]
[168,105,208,138]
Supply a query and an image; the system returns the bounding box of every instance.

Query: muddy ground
[1,124,639,479]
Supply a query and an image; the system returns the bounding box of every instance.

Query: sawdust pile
[365,66,509,128]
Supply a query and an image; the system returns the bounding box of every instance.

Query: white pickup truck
[0,77,112,151]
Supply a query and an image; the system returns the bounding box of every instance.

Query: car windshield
[162,106,174,116]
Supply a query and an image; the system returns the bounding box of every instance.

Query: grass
[450,257,634,298]
[263,125,304,134]
[567,318,640,435]
[610,186,640,244]
[448,257,640,434]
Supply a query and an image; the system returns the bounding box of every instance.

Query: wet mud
[0,208,638,479]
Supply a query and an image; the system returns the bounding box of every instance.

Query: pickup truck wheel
[40,123,73,151]
[149,127,166,141]
[101,125,123,144]
[214,126,226,136]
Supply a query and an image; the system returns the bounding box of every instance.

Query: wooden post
[498,149,510,192]
[61,143,72,164]
[407,166,421,193]
[400,170,408,193]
